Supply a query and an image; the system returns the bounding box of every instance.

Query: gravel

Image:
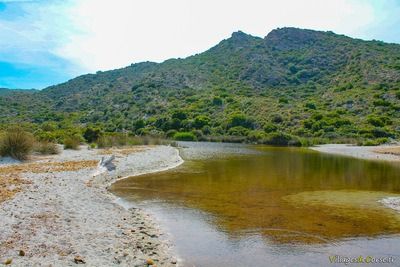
[0,145,183,266]
[310,144,400,162]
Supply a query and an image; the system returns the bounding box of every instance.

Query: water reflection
[111,144,400,265]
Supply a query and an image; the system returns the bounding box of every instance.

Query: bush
[193,115,210,129]
[83,128,102,143]
[173,132,196,141]
[247,130,266,142]
[96,134,164,148]
[33,141,59,155]
[227,113,254,129]
[367,115,385,127]
[264,123,278,133]
[0,127,34,160]
[305,102,317,110]
[228,126,250,136]
[264,132,301,146]
[361,138,388,146]
[212,97,223,106]
[64,136,81,150]
[166,129,177,138]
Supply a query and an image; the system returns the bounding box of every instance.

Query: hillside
[1,27,400,145]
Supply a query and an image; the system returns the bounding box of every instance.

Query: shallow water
[111,143,400,266]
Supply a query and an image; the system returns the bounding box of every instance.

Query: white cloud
[56,0,379,72]
[2,0,398,76]
[0,0,83,76]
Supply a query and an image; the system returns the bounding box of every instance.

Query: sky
[0,0,399,89]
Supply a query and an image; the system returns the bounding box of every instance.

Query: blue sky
[1,0,400,89]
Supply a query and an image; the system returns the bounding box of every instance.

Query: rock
[171,259,177,264]
[146,258,155,265]
[98,155,116,171]
[4,258,12,265]
[19,249,25,256]
[74,255,86,264]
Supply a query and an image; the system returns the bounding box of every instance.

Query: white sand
[379,197,400,212]
[310,144,400,162]
[0,145,183,266]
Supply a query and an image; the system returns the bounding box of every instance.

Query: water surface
[111,143,400,266]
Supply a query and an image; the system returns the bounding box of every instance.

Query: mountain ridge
[1,27,399,145]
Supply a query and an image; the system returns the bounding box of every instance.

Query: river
[111,142,400,266]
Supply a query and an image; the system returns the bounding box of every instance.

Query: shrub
[373,99,391,107]
[96,134,164,148]
[96,136,112,148]
[247,130,266,142]
[264,132,301,146]
[33,141,59,155]
[370,128,394,138]
[228,126,250,136]
[305,102,317,110]
[0,127,34,160]
[166,130,177,138]
[264,123,277,133]
[212,97,223,106]
[367,115,385,127]
[361,138,388,146]
[83,128,102,143]
[193,115,210,129]
[271,114,283,124]
[227,113,254,129]
[173,132,196,141]
[172,110,188,120]
[64,136,81,150]
[279,97,289,104]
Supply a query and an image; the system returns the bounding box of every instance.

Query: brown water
[111,143,400,266]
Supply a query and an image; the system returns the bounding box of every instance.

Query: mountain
[1,27,400,145]
[0,88,37,96]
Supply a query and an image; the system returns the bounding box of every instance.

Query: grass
[33,141,60,155]
[0,126,34,160]
[63,136,81,150]
[96,134,165,148]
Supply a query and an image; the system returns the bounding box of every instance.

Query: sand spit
[0,145,183,266]
[310,144,400,162]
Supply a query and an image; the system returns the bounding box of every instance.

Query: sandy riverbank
[310,144,400,162]
[0,145,183,266]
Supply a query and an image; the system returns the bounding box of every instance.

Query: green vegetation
[63,136,81,150]
[96,134,163,148]
[0,127,34,160]
[33,141,59,155]
[173,132,197,141]
[0,28,399,146]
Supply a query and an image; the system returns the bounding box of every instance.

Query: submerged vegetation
[0,28,399,146]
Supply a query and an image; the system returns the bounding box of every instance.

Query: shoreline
[310,144,400,162]
[0,145,184,266]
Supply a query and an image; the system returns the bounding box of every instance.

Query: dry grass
[97,146,148,156]
[0,175,30,203]
[373,146,400,156]
[33,141,60,155]
[0,160,98,175]
[0,127,34,160]
[63,136,81,150]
